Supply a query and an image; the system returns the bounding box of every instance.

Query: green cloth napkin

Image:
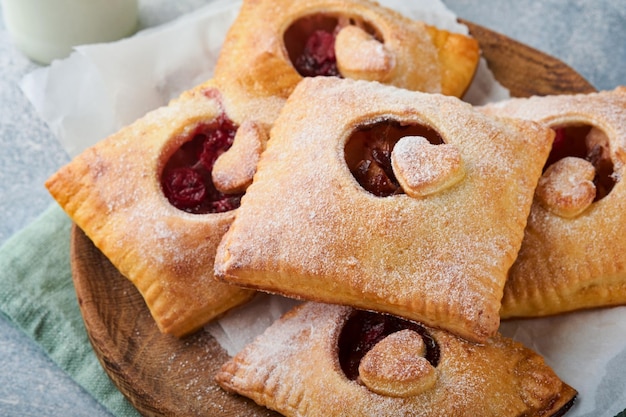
[0,203,140,417]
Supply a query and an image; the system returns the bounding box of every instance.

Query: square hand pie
[214,77,553,342]
[45,79,278,337]
[480,87,626,318]
[216,302,577,417]
[214,0,479,103]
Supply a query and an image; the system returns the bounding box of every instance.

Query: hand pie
[213,0,480,105]
[480,87,626,318]
[216,302,577,417]
[45,79,273,337]
[214,77,554,343]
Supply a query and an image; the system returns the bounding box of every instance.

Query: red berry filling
[294,29,340,77]
[338,310,439,381]
[161,116,243,214]
[345,121,444,197]
[285,14,383,78]
[546,125,616,201]
[163,168,206,209]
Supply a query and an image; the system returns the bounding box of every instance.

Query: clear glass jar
[1,0,138,64]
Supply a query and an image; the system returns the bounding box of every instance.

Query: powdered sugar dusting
[216,77,551,343]
[58,89,256,336]
[216,302,574,416]
[480,87,626,321]
[391,135,465,197]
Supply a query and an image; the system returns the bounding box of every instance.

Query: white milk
[1,0,138,64]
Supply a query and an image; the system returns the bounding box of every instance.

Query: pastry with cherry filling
[216,302,577,417]
[45,79,273,337]
[214,77,554,343]
[480,86,626,318]
[213,0,480,108]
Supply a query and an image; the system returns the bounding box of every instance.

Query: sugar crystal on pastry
[480,86,626,318]
[215,302,577,417]
[390,135,465,198]
[214,77,553,343]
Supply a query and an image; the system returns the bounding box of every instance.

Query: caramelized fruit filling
[338,310,439,381]
[345,121,444,196]
[547,125,616,201]
[284,14,380,77]
[161,116,243,214]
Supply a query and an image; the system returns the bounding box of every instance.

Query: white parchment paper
[20,1,626,416]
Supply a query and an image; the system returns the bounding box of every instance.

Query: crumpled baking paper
[20,0,626,416]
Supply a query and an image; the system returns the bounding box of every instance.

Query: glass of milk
[1,0,138,64]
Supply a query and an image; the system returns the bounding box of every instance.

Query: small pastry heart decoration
[212,120,268,194]
[391,135,465,197]
[535,156,596,218]
[358,329,437,397]
[335,25,395,82]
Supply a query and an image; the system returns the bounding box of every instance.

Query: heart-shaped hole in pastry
[161,113,244,214]
[337,310,439,382]
[344,120,444,197]
[283,13,382,78]
[545,124,616,202]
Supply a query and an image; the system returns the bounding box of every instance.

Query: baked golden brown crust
[46,79,258,337]
[480,87,626,318]
[214,77,553,343]
[213,0,479,104]
[215,302,577,417]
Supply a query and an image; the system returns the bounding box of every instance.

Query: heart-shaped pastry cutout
[536,156,596,218]
[391,135,464,197]
[212,120,267,194]
[335,25,395,82]
[358,329,437,397]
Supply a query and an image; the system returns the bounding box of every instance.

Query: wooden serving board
[70,21,596,417]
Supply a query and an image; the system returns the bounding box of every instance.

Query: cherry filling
[338,310,440,381]
[161,116,243,214]
[284,14,381,78]
[546,125,616,201]
[295,29,339,77]
[345,121,444,197]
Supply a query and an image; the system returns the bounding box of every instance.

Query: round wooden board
[70,21,596,417]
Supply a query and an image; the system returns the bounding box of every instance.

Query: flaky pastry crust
[214,77,553,343]
[46,79,261,337]
[215,302,577,417]
[213,0,479,107]
[480,87,626,318]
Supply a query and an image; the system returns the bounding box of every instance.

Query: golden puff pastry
[213,0,480,107]
[214,77,554,343]
[480,87,626,318]
[216,302,577,417]
[46,79,269,337]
